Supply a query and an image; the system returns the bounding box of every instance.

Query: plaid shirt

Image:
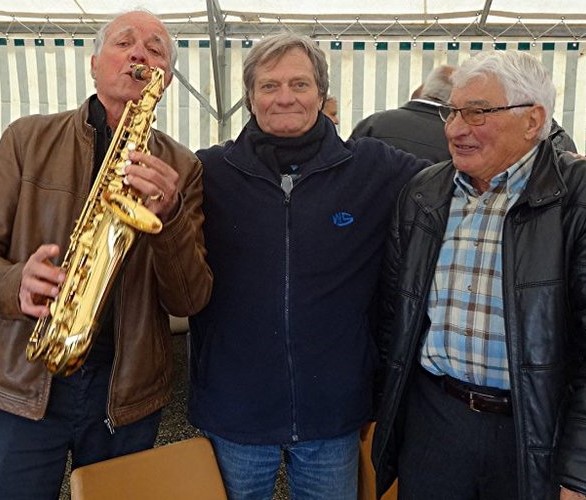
[420,147,537,389]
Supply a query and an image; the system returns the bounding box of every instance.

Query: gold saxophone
[26,64,166,376]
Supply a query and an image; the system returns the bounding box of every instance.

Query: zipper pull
[104,417,116,435]
[280,174,294,204]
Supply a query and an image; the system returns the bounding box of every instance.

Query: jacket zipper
[89,125,117,436]
[281,174,299,441]
[104,281,122,435]
[225,157,351,443]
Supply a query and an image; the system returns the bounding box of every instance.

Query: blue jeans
[204,430,360,500]
[0,363,162,500]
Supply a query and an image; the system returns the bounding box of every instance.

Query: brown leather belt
[421,367,513,416]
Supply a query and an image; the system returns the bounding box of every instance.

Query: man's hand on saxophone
[18,244,64,318]
[123,149,180,223]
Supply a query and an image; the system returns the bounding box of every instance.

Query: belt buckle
[468,393,482,412]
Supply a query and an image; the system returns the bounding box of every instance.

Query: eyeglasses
[438,103,535,126]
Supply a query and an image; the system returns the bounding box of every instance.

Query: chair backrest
[70,437,226,500]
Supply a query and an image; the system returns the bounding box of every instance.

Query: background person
[322,95,340,124]
[373,50,586,500]
[410,83,423,99]
[0,10,212,498]
[188,32,428,500]
[350,65,455,163]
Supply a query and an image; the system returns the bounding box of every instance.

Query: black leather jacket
[372,140,586,499]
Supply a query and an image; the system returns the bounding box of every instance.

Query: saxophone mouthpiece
[131,64,152,81]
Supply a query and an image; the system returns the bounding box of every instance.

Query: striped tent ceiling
[1,0,585,41]
[1,1,585,151]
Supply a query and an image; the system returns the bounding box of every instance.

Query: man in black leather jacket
[373,50,586,500]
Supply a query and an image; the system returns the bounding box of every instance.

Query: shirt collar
[412,98,443,108]
[88,95,112,138]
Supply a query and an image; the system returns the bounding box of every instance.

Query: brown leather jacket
[0,97,212,427]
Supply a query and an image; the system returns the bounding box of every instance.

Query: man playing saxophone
[0,9,212,498]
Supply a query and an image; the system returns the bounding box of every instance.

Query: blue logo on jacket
[332,212,354,227]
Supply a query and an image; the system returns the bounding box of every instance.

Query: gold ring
[149,191,164,202]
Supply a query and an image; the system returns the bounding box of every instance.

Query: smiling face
[90,11,173,126]
[446,74,544,192]
[250,47,323,137]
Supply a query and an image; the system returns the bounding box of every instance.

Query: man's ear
[525,104,546,141]
[90,54,96,79]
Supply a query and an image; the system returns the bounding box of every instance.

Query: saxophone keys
[114,159,130,176]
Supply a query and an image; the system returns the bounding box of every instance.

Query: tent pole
[207,0,231,142]
[479,0,493,29]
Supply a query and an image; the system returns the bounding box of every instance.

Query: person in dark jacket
[373,50,586,500]
[188,33,427,500]
[350,64,455,163]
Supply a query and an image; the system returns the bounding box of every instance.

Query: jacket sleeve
[0,124,29,320]
[147,152,213,317]
[557,345,586,492]
[556,193,586,494]
[374,185,408,413]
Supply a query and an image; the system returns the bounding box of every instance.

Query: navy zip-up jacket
[188,117,427,444]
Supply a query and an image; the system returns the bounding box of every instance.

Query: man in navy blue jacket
[188,32,427,500]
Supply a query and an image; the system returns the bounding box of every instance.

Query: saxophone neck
[129,65,166,106]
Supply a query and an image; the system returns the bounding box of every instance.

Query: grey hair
[242,33,329,112]
[421,65,455,104]
[452,51,555,141]
[93,9,177,70]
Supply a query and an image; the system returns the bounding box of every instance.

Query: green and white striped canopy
[1,1,585,151]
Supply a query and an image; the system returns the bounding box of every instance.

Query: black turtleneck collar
[88,95,113,181]
[246,112,328,180]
